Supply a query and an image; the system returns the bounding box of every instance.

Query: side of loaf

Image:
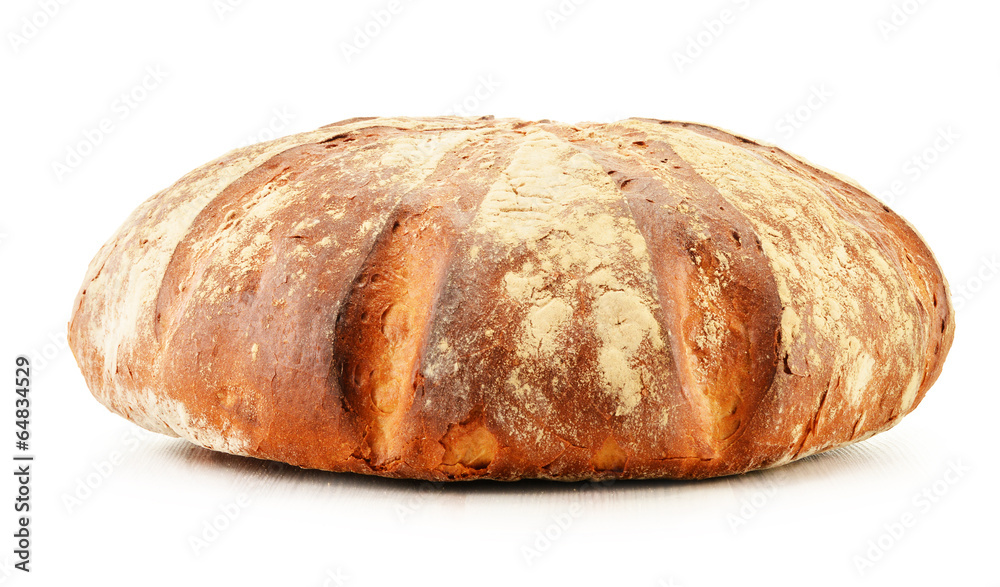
[68,116,955,480]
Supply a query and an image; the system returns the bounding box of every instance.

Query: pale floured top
[472,129,663,420]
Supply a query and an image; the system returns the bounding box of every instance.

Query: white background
[1,0,998,585]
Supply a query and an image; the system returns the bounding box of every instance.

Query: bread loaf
[68,116,954,480]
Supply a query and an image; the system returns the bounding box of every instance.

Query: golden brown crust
[67,116,955,481]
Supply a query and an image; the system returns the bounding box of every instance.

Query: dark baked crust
[67,117,955,480]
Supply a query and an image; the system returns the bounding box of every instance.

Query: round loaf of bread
[68,116,954,481]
